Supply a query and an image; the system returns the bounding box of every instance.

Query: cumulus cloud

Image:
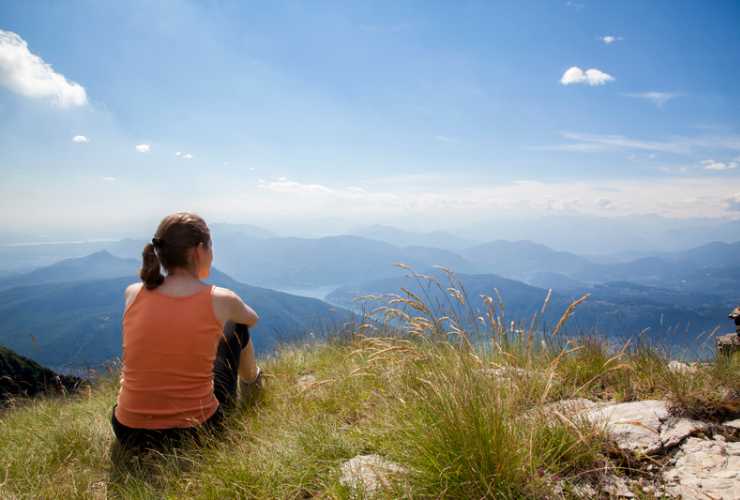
[723,193,740,212]
[624,91,681,107]
[175,152,194,160]
[701,159,737,171]
[135,144,151,153]
[600,35,621,44]
[72,135,89,143]
[0,30,87,108]
[560,66,614,86]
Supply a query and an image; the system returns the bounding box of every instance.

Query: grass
[0,269,738,499]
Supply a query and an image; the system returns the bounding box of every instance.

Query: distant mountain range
[1,230,737,361]
[327,270,731,353]
[0,252,354,370]
[347,224,478,251]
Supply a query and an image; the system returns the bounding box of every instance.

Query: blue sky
[1,0,740,236]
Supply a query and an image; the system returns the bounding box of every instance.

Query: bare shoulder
[212,285,239,302]
[210,286,239,327]
[125,282,144,298]
[124,282,144,311]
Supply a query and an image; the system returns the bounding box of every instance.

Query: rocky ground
[338,360,739,499]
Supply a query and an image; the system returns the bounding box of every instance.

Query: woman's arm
[224,289,260,326]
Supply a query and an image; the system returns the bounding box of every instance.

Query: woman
[110,212,261,451]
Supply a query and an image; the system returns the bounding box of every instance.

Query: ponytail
[140,243,165,289]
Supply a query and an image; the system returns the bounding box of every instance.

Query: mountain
[0,266,354,370]
[461,240,591,281]
[573,241,740,301]
[0,250,138,291]
[348,224,477,251]
[526,271,589,292]
[210,223,276,239]
[327,270,729,351]
[208,234,476,288]
[1,345,83,405]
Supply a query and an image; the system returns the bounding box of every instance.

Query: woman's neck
[166,268,200,281]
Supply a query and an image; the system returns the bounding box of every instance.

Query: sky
[1,0,740,239]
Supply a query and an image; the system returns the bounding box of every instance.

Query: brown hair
[140,212,211,289]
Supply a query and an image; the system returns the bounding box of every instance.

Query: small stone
[667,360,698,374]
[602,474,635,498]
[296,374,317,390]
[723,418,740,430]
[660,417,708,449]
[339,454,407,495]
[716,332,740,357]
[571,483,597,498]
[479,366,534,379]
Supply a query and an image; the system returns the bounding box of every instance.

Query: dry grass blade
[551,294,590,337]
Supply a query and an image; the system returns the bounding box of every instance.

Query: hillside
[0,252,354,370]
[0,307,737,498]
[0,345,83,405]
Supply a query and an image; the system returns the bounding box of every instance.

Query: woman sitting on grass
[110,211,261,451]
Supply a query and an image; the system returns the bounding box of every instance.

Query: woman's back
[114,283,224,429]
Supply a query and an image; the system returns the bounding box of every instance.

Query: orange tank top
[114,284,223,429]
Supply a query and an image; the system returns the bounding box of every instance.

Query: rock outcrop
[662,437,740,500]
[579,400,708,455]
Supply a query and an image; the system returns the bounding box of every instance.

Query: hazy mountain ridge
[0,252,354,370]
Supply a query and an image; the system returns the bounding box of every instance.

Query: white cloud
[701,159,737,171]
[232,176,740,220]
[537,132,740,155]
[560,66,614,86]
[624,91,682,107]
[723,193,740,212]
[257,178,334,195]
[0,30,87,108]
[135,144,150,153]
[435,135,460,144]
[102,176,116,182]
[601,35,621,44]
[658,166,689,174]
[175,151,193,159]
[72,135,89,143]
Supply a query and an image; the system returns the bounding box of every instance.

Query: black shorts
[110,321,250,451]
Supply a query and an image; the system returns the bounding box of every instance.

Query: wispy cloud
[556,132,690,154]
[0,30,87,108]
[623,91,682,107]
[600,35,622,44]
[175,151,194,160]
[102,176,116,182]
[434,135,460,144]
[560,66,614,86]
[72,135,89,144]
[135,144,151,153]
[536,132,740,155]
[702,159,737,171]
